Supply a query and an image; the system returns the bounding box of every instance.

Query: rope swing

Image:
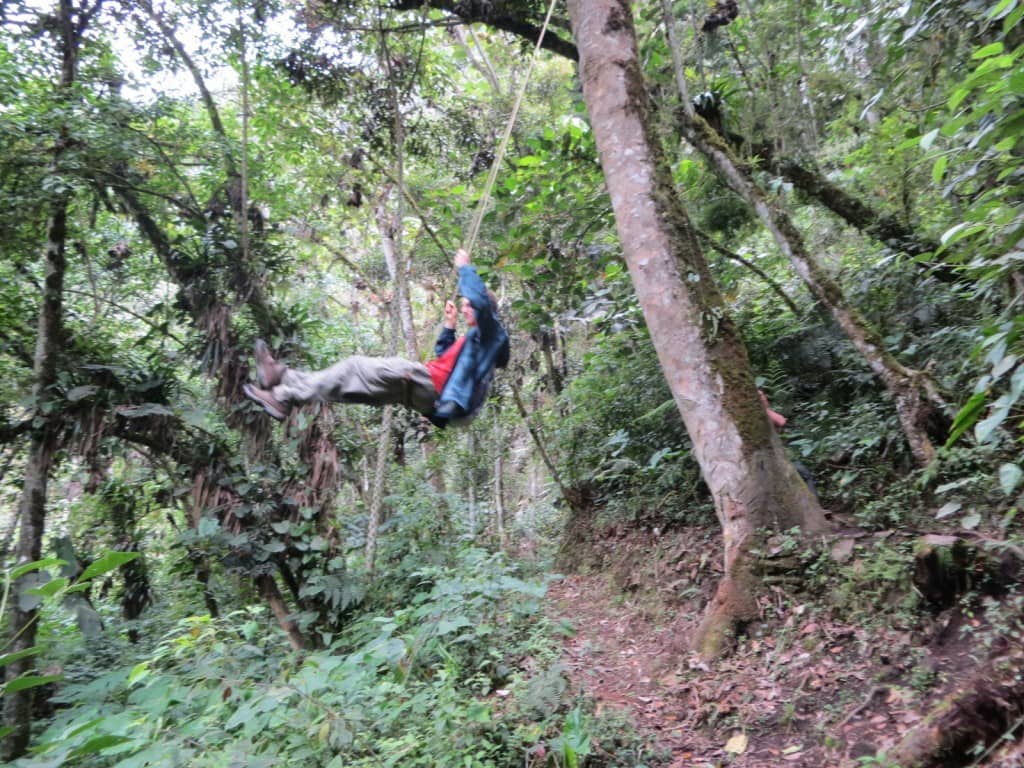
[461,0,560,259]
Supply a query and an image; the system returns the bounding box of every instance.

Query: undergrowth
[11,548,648,767]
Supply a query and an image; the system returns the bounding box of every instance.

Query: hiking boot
[254,339,286,389]
[243,383,290,421]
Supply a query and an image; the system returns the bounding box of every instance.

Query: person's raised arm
[453,249,498,334]
[434,299,459,357]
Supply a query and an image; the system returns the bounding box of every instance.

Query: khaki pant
[271,355,437,415]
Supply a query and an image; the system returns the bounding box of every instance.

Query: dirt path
[548,573,718,765]
[546,567,990,768]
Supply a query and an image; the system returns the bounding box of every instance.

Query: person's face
[460,297,477,326]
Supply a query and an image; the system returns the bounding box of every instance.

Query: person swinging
[242,248,509,427]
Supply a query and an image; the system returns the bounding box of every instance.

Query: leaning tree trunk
[567,0,831,658]
[681,113,945,466]
[659,51,942,464]
[661,8,946,467]
[2,1,81,758]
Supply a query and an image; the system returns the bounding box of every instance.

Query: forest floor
[544,524,1022,767]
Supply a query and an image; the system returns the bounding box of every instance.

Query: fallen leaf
[724,732,748,754]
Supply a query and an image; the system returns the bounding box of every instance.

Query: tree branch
[696,230,803,316]
[389,0,578,61]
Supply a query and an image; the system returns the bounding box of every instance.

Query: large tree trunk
[567,0,830,658]
[3,435,61,761]
[2,1,80,757]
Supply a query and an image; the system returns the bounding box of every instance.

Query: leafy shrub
[551,321,707,527]
[11,549,589,768]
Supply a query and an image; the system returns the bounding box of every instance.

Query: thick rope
[462,0,559,258]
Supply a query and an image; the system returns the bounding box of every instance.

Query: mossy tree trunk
[566,0,831,658]
[2,2,83,757]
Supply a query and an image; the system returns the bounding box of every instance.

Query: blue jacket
[432,265,509,425]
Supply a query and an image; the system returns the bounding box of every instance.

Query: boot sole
[243,383,288,421]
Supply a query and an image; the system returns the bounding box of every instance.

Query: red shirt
[425,335,467,394]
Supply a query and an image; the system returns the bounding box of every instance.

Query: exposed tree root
[884,644,1024,767]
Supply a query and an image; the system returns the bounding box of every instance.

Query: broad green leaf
[1011,364,1024,398]
[974,409,1007,443]
[948,87,971,111]
[1006,3,1024,29]
[987,0,1016,21]
[436,616,473,635]
[992,354,1018,379]
[999,464,1023,495]
[972,42,1005,59]
[17,572,48,611]
[10,558,67,581]
[3,673,62,694]
[66,735,132,759]
[946,391,988,446]
[28,576,68,598]
[0,647,41,667]
[226,702,255,730]
[79,551,140,582]
[935,501,962,519]
[66,385,99,402]
[516,155,542,167]
[128,661,150,685]
[961,511,982,530]
[932,155,948,184]
[939,222,986,247]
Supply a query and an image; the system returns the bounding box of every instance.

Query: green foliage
[917,3,1024,446]
[1,554,140,700]
[551,306,709,527]
[807,539,919,624]
[10,549,594,768]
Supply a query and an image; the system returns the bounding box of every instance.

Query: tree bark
[388,0,579,61]
[256,574,305,651]
[493,412,506,550]
[567,0,831,657]
[364,405,394,577]
[2,0,82,757]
